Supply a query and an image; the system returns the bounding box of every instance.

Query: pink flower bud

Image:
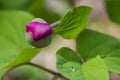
[26,18,52,48]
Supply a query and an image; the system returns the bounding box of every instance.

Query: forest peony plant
[1,3,120,80]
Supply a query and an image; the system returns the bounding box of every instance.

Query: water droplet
[70,67,76,71]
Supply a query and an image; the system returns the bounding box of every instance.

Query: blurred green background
[0,0,73,23]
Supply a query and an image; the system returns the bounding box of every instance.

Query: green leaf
[53,6,92,39]
[105,0,120,24]
[1,48,40,79]
[56,47,85,80]
[103,55,120,74]
[0,69,7,80]
[0,11,40,79]
[56,47,109,80]
[77,29,120,74]
[82,56,109,80]
[0,48,40,80]
[6,48,40,68]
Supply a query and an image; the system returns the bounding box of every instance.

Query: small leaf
[82,56,109,80]
[53,6,92,39]
[103,55,120,74]
[56,47,85,80]
[77,29,120,74]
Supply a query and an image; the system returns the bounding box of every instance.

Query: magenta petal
[26,21,52,41]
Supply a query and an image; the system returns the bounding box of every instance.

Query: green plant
[0,0,120,80]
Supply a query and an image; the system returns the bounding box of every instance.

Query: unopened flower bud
[26,18,52,48]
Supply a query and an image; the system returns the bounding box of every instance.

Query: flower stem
[50,20,60,28]
[27,62,57,75]
[27,63,68,80]
[3,63,68,80]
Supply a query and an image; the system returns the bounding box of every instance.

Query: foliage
[56,47,109,80]
[53,6,92,39]
[77,29,120,75]
[0,0,120,80]
[0,11,40,80]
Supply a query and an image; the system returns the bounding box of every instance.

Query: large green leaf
[0,69,7,80]
[82,56,109,80]
[0,11,40,79]
[0,48,40,80]
[105,0,120,24]
[56,47,85,80]
[6,48,40,68]
[77,29,120,74]
[53,6,92,39]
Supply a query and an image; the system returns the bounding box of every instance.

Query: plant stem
[27,62,57,75]
[3,63,68,80]
[50,20,60,28]
[27,63,68,80]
